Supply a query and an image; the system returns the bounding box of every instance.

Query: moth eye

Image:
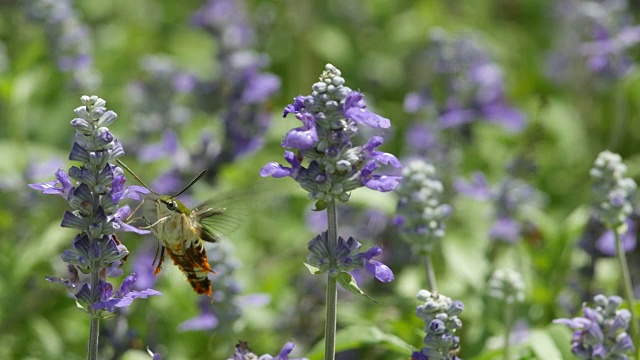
[167,201,178,211]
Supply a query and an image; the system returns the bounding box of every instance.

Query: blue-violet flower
[261,63,401,210]
[412,290,464,360]
[554,294,635,359]
[30,95,160,318]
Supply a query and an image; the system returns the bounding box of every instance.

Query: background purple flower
[547,0,640,85]
[22,0,101,90]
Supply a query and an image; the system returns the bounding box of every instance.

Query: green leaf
[303,262,322,275]
[307,325,413,360]
[336,272,377,303]
[472,348,503,360]
[313,199,328,211]
[528,328,564,360]
[30,316,63,357]
[121,349,157,360]
[545,325,574,359]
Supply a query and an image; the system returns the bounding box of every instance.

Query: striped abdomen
[165,241,214,297]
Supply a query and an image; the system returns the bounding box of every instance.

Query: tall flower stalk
[261,64,400,360]
[394,160,451,291]
[487,269,525,359]
[29,96,160,360]
[590,150,639,357]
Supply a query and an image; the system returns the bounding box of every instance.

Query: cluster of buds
[394,160,452,254]
[306,232,393,283]
[590,150,637,231]
[487,268,525,305]
[412,290,464,360]
[30,96,159,318]
[554,294,635,358]
[261,64,402,210]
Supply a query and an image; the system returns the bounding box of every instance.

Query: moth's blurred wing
[193,202,248,242]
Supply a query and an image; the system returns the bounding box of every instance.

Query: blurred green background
[2,0,640,359]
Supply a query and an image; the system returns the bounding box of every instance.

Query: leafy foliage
[4,0,640,359]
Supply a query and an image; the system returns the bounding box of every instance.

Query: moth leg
[136,216,164,276]
[139,215,171,230]
[125,198,146,222]
[153,245,166,276]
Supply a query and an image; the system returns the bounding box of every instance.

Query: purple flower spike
[413,290,464,359]
[482,103,525,132]
[554,294,635,358]
[242,72,281,103]
[489,217,522,243]
[32,96,157,320]
[138,130,180,163]
[263,64,401,209]
[438,100,476,128]
[454,172,493,200]
[404,91,432,114]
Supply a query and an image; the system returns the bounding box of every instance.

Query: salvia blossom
[306,231,394,283]
[128,0,280,192]
[590,150,637,231]
[29,96,160,318]
[260,63,402,210]
[404,28,525,135]
[22,0,100,89]
[127,56,195,140]
[455,171,541,243]
[192,0,280,178]
[192,0,254,49]
[554,294,635,358]
[412,290,464,360]
[488,269,525,305]
[228,341,308,360]
[547,0,640,85]
[394,160,452,255]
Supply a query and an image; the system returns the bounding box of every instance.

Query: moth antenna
[171,169,206,198]
[116,159,161,196]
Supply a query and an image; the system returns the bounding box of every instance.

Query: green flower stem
[87,264,100,360]
[503,303,513,360]
[324,199,338,360]
[607,86,626,150]
[424,253,437,292]
[615,230,640,358]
